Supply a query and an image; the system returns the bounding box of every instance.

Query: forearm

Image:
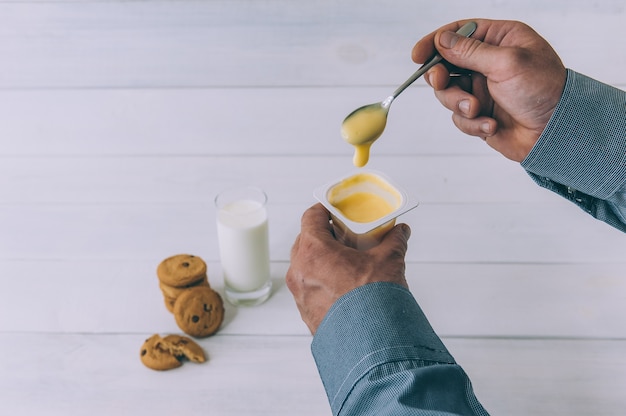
[311,282,489,415]
[521,69,626,232]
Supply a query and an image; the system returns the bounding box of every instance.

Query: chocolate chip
[182,262,190,267]
[141,349,147,356]
[192,315,200,323]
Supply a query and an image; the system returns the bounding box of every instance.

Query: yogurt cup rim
[313,169,419,235]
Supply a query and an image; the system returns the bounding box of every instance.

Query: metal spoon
[341,21,477,166]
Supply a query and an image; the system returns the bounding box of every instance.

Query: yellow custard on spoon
[340,101,389,167]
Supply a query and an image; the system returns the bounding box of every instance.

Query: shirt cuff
[521,69,626,200]
[311,282,455,414]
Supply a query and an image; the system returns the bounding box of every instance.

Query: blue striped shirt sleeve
[521,69,626,232]
[311,282,490,415]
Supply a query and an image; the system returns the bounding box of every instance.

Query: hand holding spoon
[341,21,477,167]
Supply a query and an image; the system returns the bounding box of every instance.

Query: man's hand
[286,203,411,334]
[412,19,567,162]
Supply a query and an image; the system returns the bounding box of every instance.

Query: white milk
[216,199,270,293]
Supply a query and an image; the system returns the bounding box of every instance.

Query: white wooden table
[1,1,625,415]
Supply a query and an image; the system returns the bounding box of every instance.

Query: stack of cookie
[156,254,224,338]
[157,254,210,313]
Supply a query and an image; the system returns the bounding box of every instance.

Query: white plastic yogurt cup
[314,170,419,250]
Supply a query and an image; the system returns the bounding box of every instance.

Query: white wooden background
[1,1,625,415]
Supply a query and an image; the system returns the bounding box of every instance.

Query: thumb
[373,223,411,257]
[436,30,502,77]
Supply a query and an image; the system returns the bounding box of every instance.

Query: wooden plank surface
[0,259,624,338]
[1,0,625,414]
[0,334,624,416]
[0,0,624,88]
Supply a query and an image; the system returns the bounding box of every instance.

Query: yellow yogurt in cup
[315,170,418,250]
[331,191,396,223]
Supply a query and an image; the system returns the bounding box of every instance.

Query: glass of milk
[215,186,272,306]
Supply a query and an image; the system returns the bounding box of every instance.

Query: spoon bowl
[341,102,388,144]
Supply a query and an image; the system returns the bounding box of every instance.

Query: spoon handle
[390,21,477,100]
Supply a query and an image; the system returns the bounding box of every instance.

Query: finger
[300,203,331,230]
[451,113,497,138]
[424,64,450,89]
[434,21,514,79]
[411,20,472,64]
[433,85,481,118]
[371,223,411,258]
[449,72,473,93]
[289,233,301,259]
[425,59,474,88]
[300,203,335,241]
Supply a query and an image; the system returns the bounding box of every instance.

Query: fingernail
[458,100,470,114]
[401,223,411,239]
[439,31,460,49]
[424,72,431,85]
[481,122,492,134]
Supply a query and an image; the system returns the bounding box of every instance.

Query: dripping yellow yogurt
[341,104,388,167]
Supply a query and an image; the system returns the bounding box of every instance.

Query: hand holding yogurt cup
[286,170,418,334]
[286,203,412,334]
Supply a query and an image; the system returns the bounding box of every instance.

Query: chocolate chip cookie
[140,334,183,371]
[140,333,207,371]
[157,254,207,287]
[163,334,206,363]
[174,286,224,338]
